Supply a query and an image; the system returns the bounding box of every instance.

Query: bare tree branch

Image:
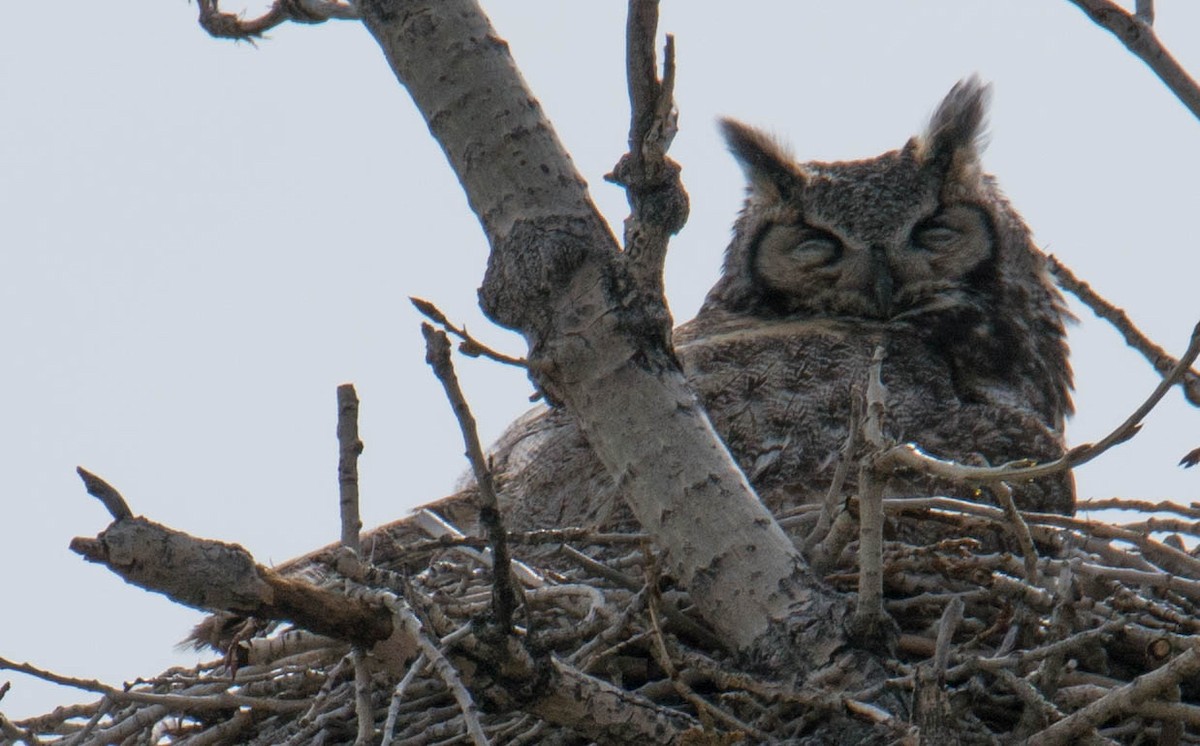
[0,657,306,713]
[606,0,689,309]
[76,467,132,521]
[850,347,896,647]
[422,323,518,631]
[1049,256,1200,407]
[1066,0,1200,120]
[67,483,395,647]
[1136,0,1155,25]
[337,384,364,553]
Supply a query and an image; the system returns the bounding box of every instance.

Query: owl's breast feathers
[673,311,1073,515]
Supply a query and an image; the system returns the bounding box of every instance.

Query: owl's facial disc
[751,203,994,320]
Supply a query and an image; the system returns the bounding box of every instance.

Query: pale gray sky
[4,1,1200,720]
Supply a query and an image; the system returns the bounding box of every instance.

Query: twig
[852,346,892,645]
[932,596,964,682]
[410,298,527,368]
[196,0,358,41]
[1078,497,1200,518]
[76,467,132,520]
[337,384,364,553]
[0,656,306,713]
[1065,0,1200,120]
[380,653,428,746]
[412,509,545,590]
[948,620,1124,680]
[558,544,724,651]
[389,600,490,746]
[805,388,862,553]
[351,649,374,746]
[334,391,372,746]
[998,668,1063,732]
[1049,256,1200,407]
[60,696,112,746]
[885,494,1200,579]
[422,324,518,631]
[0,711,39,746]
[1074,561,1200,604]
[1137,700,1200,729]
[994,482,1040,584]
[808,507,860,577]
[1136,0,1155,24]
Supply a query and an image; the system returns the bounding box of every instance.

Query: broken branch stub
[70,508,393,648]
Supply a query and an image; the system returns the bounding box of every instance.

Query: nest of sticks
[8,490,1200,745]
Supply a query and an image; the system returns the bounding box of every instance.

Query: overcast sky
[4,0,1200,720]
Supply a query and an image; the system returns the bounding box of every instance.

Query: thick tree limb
[356,0,835,657]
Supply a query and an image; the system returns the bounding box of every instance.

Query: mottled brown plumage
[483,78,1073,535]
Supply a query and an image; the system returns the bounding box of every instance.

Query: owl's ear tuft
[916,77,991,185]
[720,118,806,200]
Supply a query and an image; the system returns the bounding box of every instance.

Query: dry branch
[1066,0,1200,120]
[337,384,364,553]
[1049,256,1200,407]
[422,324,518,631]
[410,297,527,368]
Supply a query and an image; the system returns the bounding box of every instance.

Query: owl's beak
[870,247,895,317]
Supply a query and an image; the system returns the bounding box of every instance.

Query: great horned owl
[477,78,1072,536]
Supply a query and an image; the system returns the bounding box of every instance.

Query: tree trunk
[355,0,845,659]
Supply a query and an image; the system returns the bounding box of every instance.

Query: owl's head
[703,77,1072,425]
